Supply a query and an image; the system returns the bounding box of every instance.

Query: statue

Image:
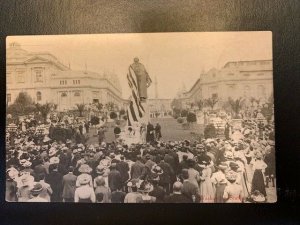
[130,57,152,102]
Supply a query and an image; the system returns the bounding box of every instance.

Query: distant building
[6,42,128,111]
[176,60,273,109]
[148,98,173,118]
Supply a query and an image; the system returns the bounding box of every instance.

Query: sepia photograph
[5,32,276,203]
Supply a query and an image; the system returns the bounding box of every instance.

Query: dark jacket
[62,173,77,199]
[108,169,122,191]
[182,180,200,202]
[116,161,130,183]
[130,160,146,179]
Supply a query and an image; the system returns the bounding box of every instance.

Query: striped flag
[126,66,145,126]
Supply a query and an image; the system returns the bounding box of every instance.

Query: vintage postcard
[5,32,276,203]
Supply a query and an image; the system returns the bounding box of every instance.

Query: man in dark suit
[108,163,122,192]
[158,157,174,194]
[62,166,77,202]
[130,155,147,180]
[164,181,192,203]
[116,156,130,189]
[181,169,200,203]
[45,164,63,202]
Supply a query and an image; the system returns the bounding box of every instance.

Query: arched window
[74,91,80,97]
[61,92,67,97]
[37,91,42,101]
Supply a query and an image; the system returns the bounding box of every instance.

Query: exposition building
[6,42,127,111]
[177,60,273,109]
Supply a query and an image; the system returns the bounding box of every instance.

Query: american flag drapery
[126,66,145,126]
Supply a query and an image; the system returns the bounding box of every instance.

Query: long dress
[211,171,227,203]
[199,167,215,203]
[223,183,243,203]
[251,160,267,197]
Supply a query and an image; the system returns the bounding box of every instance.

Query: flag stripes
[126,66,145,126]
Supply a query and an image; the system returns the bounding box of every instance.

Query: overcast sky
[7,32,272,99]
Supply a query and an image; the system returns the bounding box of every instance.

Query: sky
[7,32,272,99]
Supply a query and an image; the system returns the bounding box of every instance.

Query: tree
[196,100,204,111]
[187,112,197,123]
[90,116,100,125]
[110,111,117,119]
[181,109,188,117]
[228,97,245,119]
[171,98,182,110]
[205,96,219,111]
[106,102,115,111]
[76,104,85,117]
[95,103,103,112]
[35,103,52,123]
[7,92,36,117]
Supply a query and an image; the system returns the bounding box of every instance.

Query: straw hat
[31,183,43,195]
[226,170,238,181]
[216,162,229,171]
[78,164,93,174]
[151,165,163,175]
[77,173,91,185]
[138,180,154,193]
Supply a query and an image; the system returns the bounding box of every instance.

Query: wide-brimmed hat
[99,158,111,169]
[196,144,205,151]
[78,164,93,174]
[77,173,91,185]
[229,162,239,169]
[49,157,60,164]
[66,139,72,144]
[127,179,141,188]
[6,167,19,180]
[31,183,43,194]
[43,136,51,143]
[224,151,234,159]
[216,162,229,171]
[226,170,238,181]
[96,165,106,175]
[48,147,57,157]
[138,181,154,193]
[267,140,275,146]
[251,190,266,202]
[151,165,163,175]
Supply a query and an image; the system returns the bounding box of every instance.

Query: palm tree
[76,103,85,117]
[35,103,52,123]
[205,96,219,111]
[228,97,245,119]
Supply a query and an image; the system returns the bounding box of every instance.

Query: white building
[6,42,127,111]
[177,60,273,108]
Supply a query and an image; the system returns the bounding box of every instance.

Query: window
[73,80,80,84]
[17,72,25,83]
[7,73,12,83]
[7,94,11,103]
[243,73,250,77]
[60,80,67,85]
[35,70,43,82]
[61,92,67,97]
[257,73,264,76]
[212,93,218,98]
[36,91,42,101]
[228,73,234,76]
[74,91,81,97]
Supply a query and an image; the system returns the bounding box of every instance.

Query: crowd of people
[6,116,275,203]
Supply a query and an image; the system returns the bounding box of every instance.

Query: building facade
[148,98,173,118]
[177,60,273,109]
[6,42,126,111]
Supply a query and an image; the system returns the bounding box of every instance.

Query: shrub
[91,116,100,125]
[177,117,184,124]
[110,111,117,119]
